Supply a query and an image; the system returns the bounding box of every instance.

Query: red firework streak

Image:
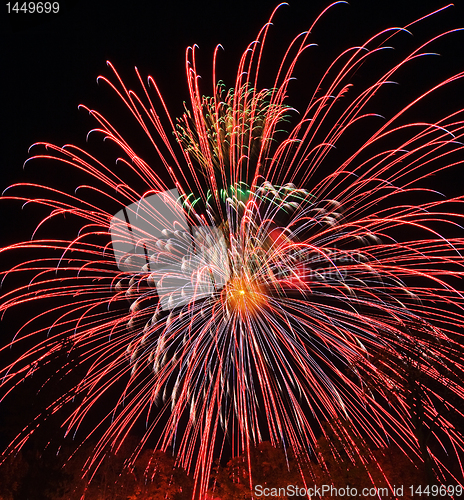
[2,3,464,498]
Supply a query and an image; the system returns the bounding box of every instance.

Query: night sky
[2,0,464,491]
[3,0,464,200]
[2,0,464,201]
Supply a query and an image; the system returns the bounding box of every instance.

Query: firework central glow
[2,2,464,498]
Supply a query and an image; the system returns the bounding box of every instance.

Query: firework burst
[2,2,464,497]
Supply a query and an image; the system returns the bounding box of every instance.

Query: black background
[3,0,464,210]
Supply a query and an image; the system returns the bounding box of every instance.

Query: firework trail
[2,2,464,497]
